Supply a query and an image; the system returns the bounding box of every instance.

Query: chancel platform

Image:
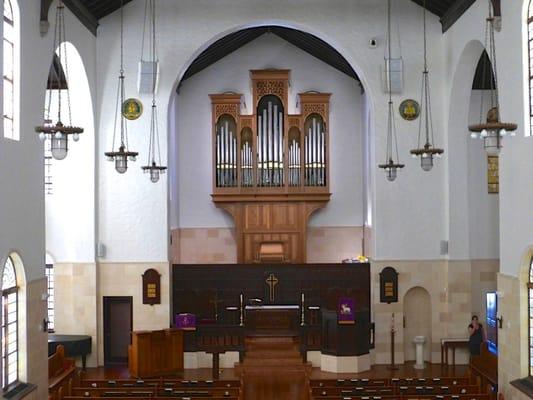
[173,263,371,371]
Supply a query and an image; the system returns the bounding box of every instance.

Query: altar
[245,305,300,336]
[173,263,371,371]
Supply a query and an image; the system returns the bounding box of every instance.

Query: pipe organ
[210,70,331,263]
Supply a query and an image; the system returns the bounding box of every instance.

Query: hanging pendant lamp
[468,1,517,154]
[410,0,443,171]
[141,0,166,182]
[105,0,138,173]
[378,0,404,181]
[35,1,83,160]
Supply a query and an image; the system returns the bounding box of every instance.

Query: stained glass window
[1,257,17,389]
[527,0,533,135]
[45,264,54,332]
[3,0,17,140]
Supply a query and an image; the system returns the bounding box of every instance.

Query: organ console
[210,70,331,263]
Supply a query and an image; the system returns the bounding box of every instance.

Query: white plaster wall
[0,1,96,282]
[467,90,499,260]
[444,0,531,276]
[97,0,449,262]
[45,42,96,263]
[174,34,364,229]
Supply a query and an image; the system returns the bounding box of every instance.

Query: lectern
[128,329,183,378]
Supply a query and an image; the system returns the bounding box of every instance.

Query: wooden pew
[311,385,480,397]
[310,395,490,400]
[310,377,471,388]
[49,344,79,400]
[80,378,240,388]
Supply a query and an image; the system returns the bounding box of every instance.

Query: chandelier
[378,0,404,181]
[141,0,166,182]
[35,1,83,160]
[105,0,138,173]
[468,1,516,154]
[410,0,443,171]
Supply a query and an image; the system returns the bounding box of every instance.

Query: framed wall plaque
[142,268,161,305]
[379,266,398,303]
[487,155,499,194]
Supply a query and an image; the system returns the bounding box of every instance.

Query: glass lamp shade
[420,153,433,171]
[150,168,160,183]
[51,135,68,160]
[385,167,397,182]
[483,130,502,156]
[115,155,128,174]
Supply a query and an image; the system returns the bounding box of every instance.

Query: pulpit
[128,329,183,378]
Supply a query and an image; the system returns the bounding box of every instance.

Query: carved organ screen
[210,70,331,263]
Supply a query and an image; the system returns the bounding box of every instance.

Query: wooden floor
[82,361,469,381]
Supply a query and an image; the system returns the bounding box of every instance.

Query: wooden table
[440,338,469,366]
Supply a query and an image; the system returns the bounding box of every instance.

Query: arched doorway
[403,286,432,363]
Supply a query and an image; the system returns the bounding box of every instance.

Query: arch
[45,41,95,262]
[167,21,376,259]
[0,251,26,389]
[518,245,533,376]
[403,286,432,364]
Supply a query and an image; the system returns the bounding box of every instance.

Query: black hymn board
[379,266,398,303]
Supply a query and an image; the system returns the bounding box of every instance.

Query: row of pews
[59,378,242,399]
[309,377,492,400]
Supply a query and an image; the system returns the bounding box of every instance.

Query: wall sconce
[496,316,503,329]
[42,318,49,332]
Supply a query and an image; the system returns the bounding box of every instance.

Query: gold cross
[265,273,279,302]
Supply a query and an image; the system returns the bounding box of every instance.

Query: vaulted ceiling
[59,0,476,35]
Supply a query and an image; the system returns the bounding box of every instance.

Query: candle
[240,293,243,305]
[301,293,304,303]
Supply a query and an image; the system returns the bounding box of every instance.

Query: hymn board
[210,70,331,263]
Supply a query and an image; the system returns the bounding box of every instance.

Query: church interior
[0,0,533,399]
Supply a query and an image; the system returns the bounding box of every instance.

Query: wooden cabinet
[128,329,183,378]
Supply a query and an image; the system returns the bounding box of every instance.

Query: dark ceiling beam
[63,0,99,35]
[40,0,99,36]
[440,0,476,33]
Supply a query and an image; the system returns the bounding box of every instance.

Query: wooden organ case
[211,70,331,263]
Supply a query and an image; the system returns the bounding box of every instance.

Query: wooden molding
[41,0,99,36]
[440,0,476,33]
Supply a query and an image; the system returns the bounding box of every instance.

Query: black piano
[48,334,92,369]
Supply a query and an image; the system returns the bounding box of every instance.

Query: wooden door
[103,296,133,365]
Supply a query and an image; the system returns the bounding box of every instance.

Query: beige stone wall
[54,263,98,367]
[307,227,363,263]
[170,228,237,264]
[371,260,484,365]
[470,260,498,324]
[170,226,366,264]
[497,272,529,400]
[97,262,170,365]
[25,278,48,399]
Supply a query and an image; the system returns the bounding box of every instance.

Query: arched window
[3,0,18,140]
[529,257,533,376]
[527,0,533,135]
[1,256,18,389]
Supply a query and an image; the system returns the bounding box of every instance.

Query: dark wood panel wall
[172,263,370,324]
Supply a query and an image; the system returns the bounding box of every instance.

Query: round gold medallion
[399,99,420,121]
[122,98,143,120]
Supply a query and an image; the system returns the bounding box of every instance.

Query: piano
[48,334,92,369]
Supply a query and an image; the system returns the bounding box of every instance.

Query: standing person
[468,315,486,356]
